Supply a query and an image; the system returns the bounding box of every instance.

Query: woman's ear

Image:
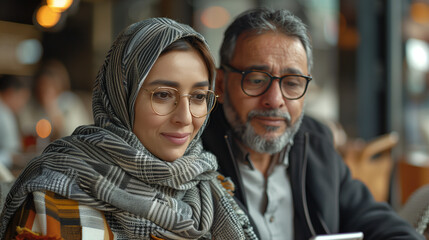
[215,68,225,103]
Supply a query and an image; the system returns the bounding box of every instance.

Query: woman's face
[133,49,209,162]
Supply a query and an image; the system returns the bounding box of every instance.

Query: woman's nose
[171,97,193,125]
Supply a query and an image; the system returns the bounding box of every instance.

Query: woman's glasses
[144,87,217,118]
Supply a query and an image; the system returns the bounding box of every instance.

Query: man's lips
[253,116,288,126]
[161,133,191,145]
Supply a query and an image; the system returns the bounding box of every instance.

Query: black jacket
[202,104,424,240]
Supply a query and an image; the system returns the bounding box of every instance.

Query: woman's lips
[162,133,190,145]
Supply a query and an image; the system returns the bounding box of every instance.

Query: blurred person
[0,18,257,239]
[19,59,92,143]
[0,75,30,168]
[201,8,424,240]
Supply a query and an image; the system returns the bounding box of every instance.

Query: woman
[0,18,257,240]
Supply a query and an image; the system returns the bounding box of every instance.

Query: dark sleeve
[337,156,424,239]
[302,116,424,239]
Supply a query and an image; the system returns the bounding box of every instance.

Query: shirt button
[269,216,275,222]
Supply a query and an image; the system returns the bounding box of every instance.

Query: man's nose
[261,79,285,109]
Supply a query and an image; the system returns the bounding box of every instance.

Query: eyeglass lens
[243,71,307,99]
[150,87,215,117]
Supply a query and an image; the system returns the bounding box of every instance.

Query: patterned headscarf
[0,18,257,240]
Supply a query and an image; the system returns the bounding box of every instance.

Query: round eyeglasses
[143,87,217,118]
[222,64,312,100]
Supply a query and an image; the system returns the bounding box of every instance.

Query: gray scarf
[0,18,257,240]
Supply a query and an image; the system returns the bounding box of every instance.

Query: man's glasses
[221,64,312,100]
[143,87,217,118]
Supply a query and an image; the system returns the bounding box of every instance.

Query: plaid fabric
[5,191,114,240]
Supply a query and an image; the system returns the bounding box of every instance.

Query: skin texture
[133,49,209,162]
[217,31,309,174]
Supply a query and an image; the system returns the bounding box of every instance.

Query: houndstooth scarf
[0,18,257,240]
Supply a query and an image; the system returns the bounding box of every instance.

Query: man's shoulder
[300,115,333,137]
[203,105,229,137]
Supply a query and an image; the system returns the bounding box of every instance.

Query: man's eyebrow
[245,65,269,71]
[282,68,303,75]
[246,65,304,75]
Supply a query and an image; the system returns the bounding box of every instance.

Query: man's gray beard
[223,91,303,154]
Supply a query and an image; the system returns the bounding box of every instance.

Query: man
[0,75,30,169]
[201,8,424,240]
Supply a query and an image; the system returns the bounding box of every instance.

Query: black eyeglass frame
[221,63,312,100]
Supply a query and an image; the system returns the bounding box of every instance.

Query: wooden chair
[341,132,399,202]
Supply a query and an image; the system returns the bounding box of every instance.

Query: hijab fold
[0,18,257,240]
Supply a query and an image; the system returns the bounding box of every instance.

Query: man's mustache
[247,109,292,126]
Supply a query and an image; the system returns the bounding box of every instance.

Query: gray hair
[220,8,313,73]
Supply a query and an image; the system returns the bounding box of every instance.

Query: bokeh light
[406,38,429,72]
[410,2,429,24]
[36,119,52,139]
[36,5,61,28]
[47,0,74,12]
[16,39,43,64]
[200,6,230,29]
[338,13,359,50]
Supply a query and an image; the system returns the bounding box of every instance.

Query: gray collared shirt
[236,144,294,240]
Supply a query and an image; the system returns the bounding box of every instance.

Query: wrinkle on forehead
[233,32,308,75]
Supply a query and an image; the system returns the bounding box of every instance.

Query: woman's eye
[190,91,208,104]
[194,93,206,100]
[153,90,175,101]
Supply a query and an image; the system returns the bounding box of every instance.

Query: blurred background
[0,0,428,209]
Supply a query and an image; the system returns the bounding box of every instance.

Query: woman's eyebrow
[147,80,209,88]
[193,81,209,88]
[148,79,179,88]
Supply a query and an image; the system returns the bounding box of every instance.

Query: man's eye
[285,81,299,87]
[283,77,304,88]
[244,77,268,89]
[250,78,266,84]
[244,72,269,87]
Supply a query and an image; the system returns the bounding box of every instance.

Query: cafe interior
[1,0,429,233]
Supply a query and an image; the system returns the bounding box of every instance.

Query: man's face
[217,32,308,153]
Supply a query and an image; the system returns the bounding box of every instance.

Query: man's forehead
[234,32,304,56]
[231,32,308,75]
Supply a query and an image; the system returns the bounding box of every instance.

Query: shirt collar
[232,137,294,171]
